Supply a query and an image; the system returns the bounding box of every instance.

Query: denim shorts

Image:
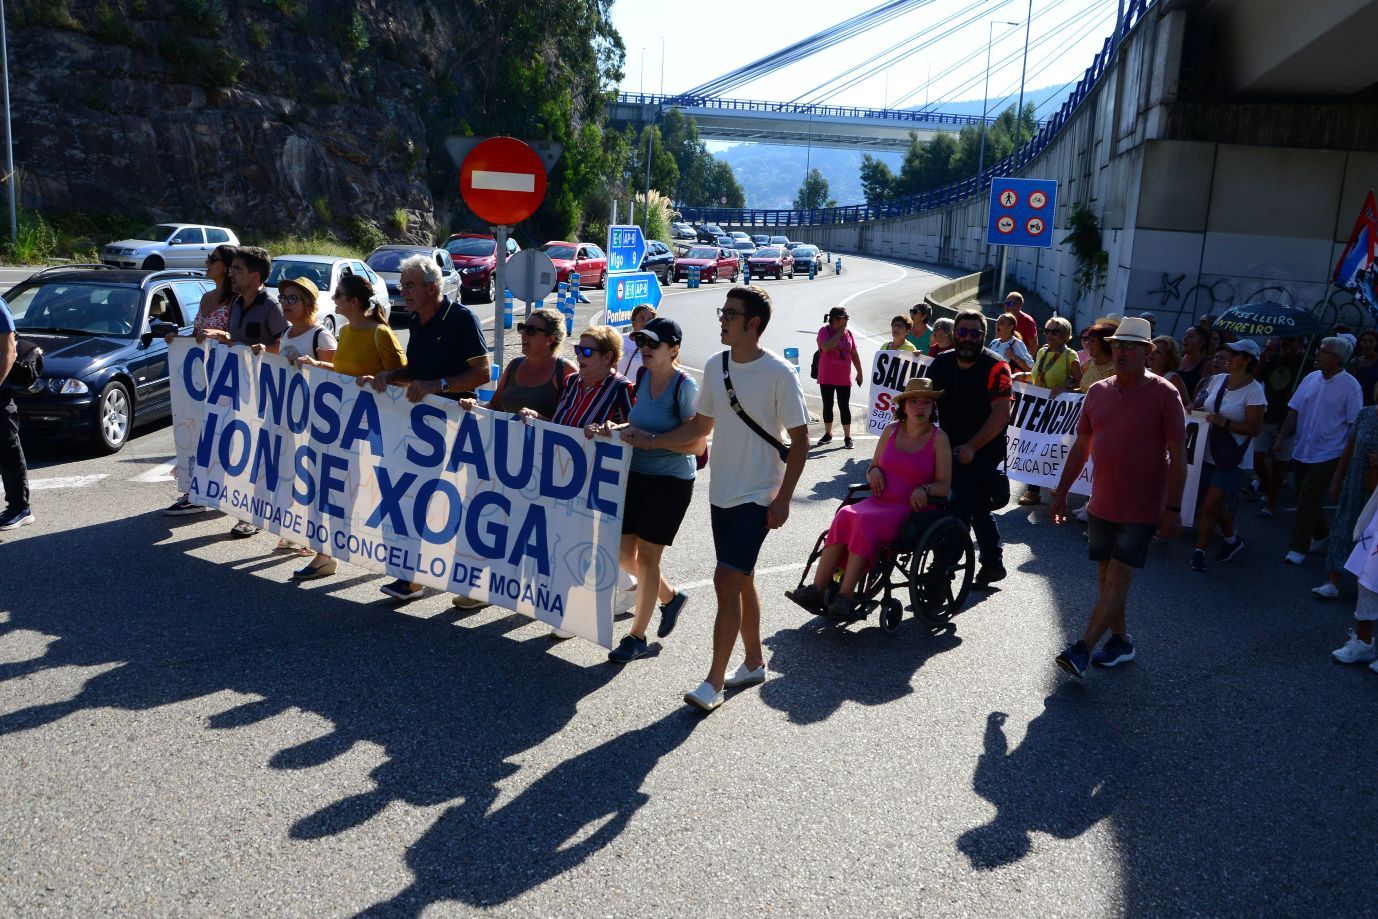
[1087,513,1157,569]
[710,502,770,575]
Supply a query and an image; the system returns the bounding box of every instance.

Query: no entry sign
[459,137,548,225]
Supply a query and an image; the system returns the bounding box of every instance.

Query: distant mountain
[713,86,1068,209]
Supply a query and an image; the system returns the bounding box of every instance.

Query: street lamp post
[1,0,15,243]
[1015,0,1033,149]
[977,19,1019,180]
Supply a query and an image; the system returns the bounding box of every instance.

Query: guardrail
[616,92,1021,127]
[924,272,985,317]
[675,0,1154,228]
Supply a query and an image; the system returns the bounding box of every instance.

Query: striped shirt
[551,371,635,428]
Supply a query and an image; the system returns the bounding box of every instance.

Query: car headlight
[46,378,90,395]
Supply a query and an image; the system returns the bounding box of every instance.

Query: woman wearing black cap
[816,306,863,449]
[595,316,702,663]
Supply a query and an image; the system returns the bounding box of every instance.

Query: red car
[746,246,795,280]
[672,246,740,284]
[540,241,608,288]
[445,233,521,303]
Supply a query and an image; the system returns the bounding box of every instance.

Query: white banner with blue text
[169,339,629,647]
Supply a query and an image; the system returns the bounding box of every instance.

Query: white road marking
[129,461,177,483]
[470,170,536,193]
[835,261,911,312]
[29,474,110,491]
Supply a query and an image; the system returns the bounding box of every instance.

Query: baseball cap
[633,317,682,346]
[1225,339,1261,358]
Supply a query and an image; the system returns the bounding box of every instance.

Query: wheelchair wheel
[880,598,903,634]
[907,517,975,626]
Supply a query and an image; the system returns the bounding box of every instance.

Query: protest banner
[169,339,630,647]
[865,349,933,436]
[1004,381,1207,526]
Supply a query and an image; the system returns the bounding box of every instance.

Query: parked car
[695,223,725,243]
[541,241,608,287]
[265,255,389,331]
[671,246,739,284]
[785,240,808,250]
[731,239,757,262]
[4,265,214,453]
[750,234,771,246]
[730,231,751,242]
[769,235,791,247]
[791,245,826,274]
[366,245,462,319]
[746,246,795,280]
[444,232,520,303]
[670,222,697,240]
[639,239,675,283]
[101,223,239,270]
[715,235,736,250]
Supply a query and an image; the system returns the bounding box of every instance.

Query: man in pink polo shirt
[1049,316,1187,678]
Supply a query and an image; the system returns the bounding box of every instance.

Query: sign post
[606,224,661,328]
[986,176,1058,303]
[459,136,551,374]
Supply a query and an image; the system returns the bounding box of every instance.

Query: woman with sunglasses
[287,274,405,580]
[882,314,918,352]
[619,305,657,379]
[1014,317,1081,505]
[594,317,699,663]
[460,306,574,421]
[164,244,239,516]
[1079,321,1118,391]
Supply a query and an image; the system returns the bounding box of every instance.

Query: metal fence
[675,0,1153,229]
[616,92,1016,127]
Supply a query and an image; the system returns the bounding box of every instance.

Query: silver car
[102,223,239,270]
[364,246,461,320]
[265,255,390,333]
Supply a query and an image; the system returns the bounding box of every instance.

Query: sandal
[785,584,826,613]
[1017,491,1041,506]
[824,594,860,620]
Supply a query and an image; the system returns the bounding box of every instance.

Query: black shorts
[1087,513,1157,569]
[622,471,695,546]
[710,502,770,575]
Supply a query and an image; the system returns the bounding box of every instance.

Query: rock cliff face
[8,0,491,242]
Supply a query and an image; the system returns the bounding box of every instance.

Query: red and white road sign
[459,137,548,225]
[999,189,1018,208]
[1026,217,1045,236]
[997,216,1016,235]
[1029,190,1048,210]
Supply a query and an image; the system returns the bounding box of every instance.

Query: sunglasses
[954,327,985,339]
[1044,328,1066,335]
[632,336,665,349]
[717,307,743,321]
[574,345,607,358]
[516,322,551,336]
[280,294,306,305]
[1109,340,1146,350]
[891,323,909,329]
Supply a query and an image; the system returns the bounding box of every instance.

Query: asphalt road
[2,255,1375,916]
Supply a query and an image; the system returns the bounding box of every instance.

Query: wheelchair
[786,483,975,634]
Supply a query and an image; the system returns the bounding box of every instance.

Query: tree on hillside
[624,124,680,202]
[860,154,897,206]
[704,160,747,208]
[794,168,835,209]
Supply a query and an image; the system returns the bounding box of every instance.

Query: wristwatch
[439,377,450,393]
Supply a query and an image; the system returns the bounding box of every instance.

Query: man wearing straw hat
[1050,315,1187,679]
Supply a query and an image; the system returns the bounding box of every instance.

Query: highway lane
[2,255,1375,915]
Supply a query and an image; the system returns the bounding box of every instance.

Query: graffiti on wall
[1129,270,1376,338]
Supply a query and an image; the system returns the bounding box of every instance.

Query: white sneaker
[550,627,574,639]
[1309,537,1329,553]
[1370,658,1378,674]
[1333,630,1377,664]
[1284,551,1306,565]
[1074,504,1089,522]
[614,584,638,614]
[683,680,724,711]
[1311,582,1340,600]
[724,662,767,688]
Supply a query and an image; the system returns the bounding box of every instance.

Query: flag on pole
[1334,190,1377,290]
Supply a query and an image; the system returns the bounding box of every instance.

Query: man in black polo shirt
[198,245,287,538]
[923,308,1013,585]
[364,254,490,602]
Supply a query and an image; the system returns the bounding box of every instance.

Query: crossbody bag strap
[721,352,788,462]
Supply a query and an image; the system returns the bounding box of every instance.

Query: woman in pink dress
[787,378,953,618]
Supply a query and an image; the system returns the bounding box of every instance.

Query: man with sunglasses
[652,286,809,711]
[923,309,1013,585]
[1003,292,1039,351]
[1050,317,1186,678]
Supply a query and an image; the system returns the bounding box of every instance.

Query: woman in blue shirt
[592,317,704,663]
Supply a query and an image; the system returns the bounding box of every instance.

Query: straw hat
[1106,316,1153,344]
[894,377,945,402]
[277,276,320,310]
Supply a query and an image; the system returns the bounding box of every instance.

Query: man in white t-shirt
[650,286,809,711]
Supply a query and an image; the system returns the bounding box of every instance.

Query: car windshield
[445,238,494,257]
[795,246,818,256]
[754,248,781,258]
[366,250,422,272]
[685,247,718,259]
[135,224,178,242]
[770,237,789,244]
[541,244,577,260]
[733,241,754,250]
[266,260,330,290]
[6,281,142,337]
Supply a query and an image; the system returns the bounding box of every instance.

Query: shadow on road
[0,509,699,913]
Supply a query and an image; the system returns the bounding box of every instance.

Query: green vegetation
[248,22,269,51]
[348,216,388,252]
[156,35,244,95]
[170,0,227,37]
[331,10,370,58]
[389,208,410,234]
[0,209,148,265]
[859,104,1040,205]
[794,169,835,209]
[311,196,332,224]
[10,0,81,30]
[1062,202,1108,297]
[92,2,138,46]
[622,109,746,209]
[256,234,368,260]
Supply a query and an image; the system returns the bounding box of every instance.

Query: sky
[610,0,1122,116]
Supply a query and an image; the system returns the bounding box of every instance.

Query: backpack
[5,337,43,389]
[635,367,709,470]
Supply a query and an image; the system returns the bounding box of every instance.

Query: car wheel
[776,269,783,280]
[321,313,337,335]
[597,270,607,289]
[91,380,132,454]
[141,255,164,271]
[707,270,717,284]
[788,268,795,279]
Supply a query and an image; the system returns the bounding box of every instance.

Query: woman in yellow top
[881,314,919,352]
[288,273,405,580]
[1078,320,1118,391]
[1014,316,1083,505]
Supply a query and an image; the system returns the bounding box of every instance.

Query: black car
[792,245,827,275]
[639,239,675,283]
[5,265,214,453]
[695,223,725,243]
